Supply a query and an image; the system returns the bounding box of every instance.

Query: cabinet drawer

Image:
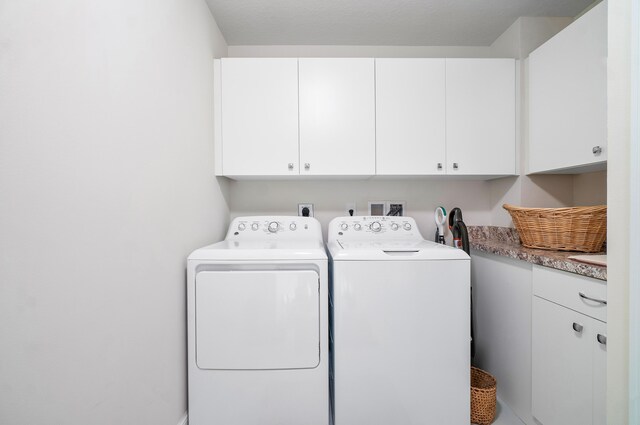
[532,266,606,322]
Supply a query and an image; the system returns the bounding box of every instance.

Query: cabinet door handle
[592,146,602,155]
[572,322,584,333]
[288,163,294,171]
[579,292,607,305]
[437,163,443,170]
[597,334,607,345]
[453,163,459,170]
[304,163,310,170]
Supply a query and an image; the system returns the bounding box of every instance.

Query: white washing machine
[187,216,328,425]
[327,216,470,425]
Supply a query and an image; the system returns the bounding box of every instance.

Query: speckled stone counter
[468,226,607,281]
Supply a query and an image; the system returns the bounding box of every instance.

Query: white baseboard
[177,411,188,425]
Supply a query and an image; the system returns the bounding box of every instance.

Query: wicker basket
[503,204,607,253]
[471,367,497,425]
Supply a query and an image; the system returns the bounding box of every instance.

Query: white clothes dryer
[327,216,470,425]
[188,216,328,425]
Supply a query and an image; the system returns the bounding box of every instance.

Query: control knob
[354,223,362,231]
[268,222,279,233]
[390,223,399,231]
[238,223,246,231]
[251,223,259,231]
[289,223,297,231]
[341,223,349,231]
[370,221,382,232]
[403,223,412,231]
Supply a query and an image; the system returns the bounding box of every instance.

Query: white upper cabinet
[446,58,516,176]
[376,59,446,175]
[528,1,607,174]
[215,57,517,178]
[220,58,299,176]
[298,58,376,176]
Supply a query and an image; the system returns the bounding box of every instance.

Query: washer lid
[327,239,469,261]
[188,240,327,261]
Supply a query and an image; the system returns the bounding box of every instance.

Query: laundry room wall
[0,1,228,424]
[229,179,493,241]
[573,171,608,205]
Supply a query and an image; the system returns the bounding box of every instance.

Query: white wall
[229,179,492,241]
[606,0,631,422]
[0,1,228,424]
[228,45,496,58]
[573,171,607,205]
[490,17,574,58]
[629,0,640,418]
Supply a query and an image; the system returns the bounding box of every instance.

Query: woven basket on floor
[503,204,607,253]
[471,367,497,425]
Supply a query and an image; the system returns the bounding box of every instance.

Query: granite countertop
[468,226,607,281]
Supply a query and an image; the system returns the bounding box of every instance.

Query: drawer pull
[597,334,607,345]
[572,322,584,333]
[579,292,607,305]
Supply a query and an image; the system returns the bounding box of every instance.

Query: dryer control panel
[328,216,423,241]
[226,216,323,241]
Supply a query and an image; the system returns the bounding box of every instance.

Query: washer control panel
[329,216,422,240]
[225,216,322,241]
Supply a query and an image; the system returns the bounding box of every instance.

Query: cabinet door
[299,58,375,176]
[445,59,516,175]
[532,296,593,425]
[592,319,607,425]
[528,1,607,173]
[375,59,446,175]
[221,58,299,176]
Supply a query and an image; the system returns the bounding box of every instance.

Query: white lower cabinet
[532,266,607,425]
[472,254,607,425]
[592,319,607,425]
[470,252,535,425]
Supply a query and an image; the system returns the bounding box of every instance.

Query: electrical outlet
[368,201,386,216]
[345,202,356,217]
[298,203,314,217]
[387,201,406,216]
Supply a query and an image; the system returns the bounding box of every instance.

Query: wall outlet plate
[298,203,314,217]
[368,201,386,216]
[345,202,356,217]
[387,201,406,216]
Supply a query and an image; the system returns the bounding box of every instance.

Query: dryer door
[195,270,320,370]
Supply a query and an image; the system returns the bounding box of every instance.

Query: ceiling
[205,0,594,46]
